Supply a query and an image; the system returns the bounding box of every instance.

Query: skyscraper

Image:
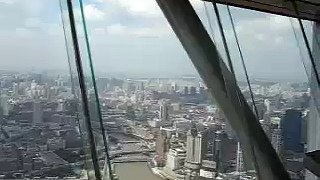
[155,130,169,167]
[214,131,237,173]
[255,99,266,120]
[12,83,19,98]
[33,101,43,125]
[56,99,65,112]
[280,109,303,153]
[159,99,169,122]
[184,86,189,95]
[185,123,207,170]
[271,128,282,154]
[171,82,178,93]
[0,94,9,116]
[190,86,196,96]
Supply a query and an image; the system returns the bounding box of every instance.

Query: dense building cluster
[100,76,310,180]
[0,71,312,180]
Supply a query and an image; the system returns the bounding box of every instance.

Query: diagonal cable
[226,6,258,118]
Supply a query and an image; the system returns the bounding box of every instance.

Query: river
[114,162,163,180]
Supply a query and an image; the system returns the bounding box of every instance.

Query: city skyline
[0,70,310,179]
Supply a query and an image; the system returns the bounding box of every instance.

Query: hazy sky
[0,0,314,81]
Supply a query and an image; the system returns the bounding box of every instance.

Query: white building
[185,124,207,170]
[166,148,186,170]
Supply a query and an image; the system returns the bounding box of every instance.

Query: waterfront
[114,162,163,180]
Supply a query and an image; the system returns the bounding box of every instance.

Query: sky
[0,0,314,81]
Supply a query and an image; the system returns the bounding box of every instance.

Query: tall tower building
[236,142,244,172]
[190,86,196,96]
[184,86,189,95]
[155,130,169,167]
[280,109,303,153]
[185,123,207,170]
[255,99,266,120]
[56,99,65,112]
[33,101,43,125]
[12,83,19,98]
[214,131,237,173]
[264,99,271,112]
[0,94,9,116]
[271,128,282,154]
[159,99,169,122]
[170,82,178,93]
[137,81,145,91]
[261,112,272,139]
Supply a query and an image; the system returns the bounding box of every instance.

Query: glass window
[1,0,319,180]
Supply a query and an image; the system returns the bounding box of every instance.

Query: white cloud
[0,0,16,4]
[84,4,105,21]
[93,28,106,35]
[234,14,293,48]
[15,28,34,38]
[106,23,127,35]
[105,23,171,37]
[47,23,61,36]
[111,0,161,17]
[130,26,169,37]
[105,0,202,18]
[24,18,41,28]
[274,36,284,45]
[23,0,44,16]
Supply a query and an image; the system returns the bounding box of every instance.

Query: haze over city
[0,0,313,82]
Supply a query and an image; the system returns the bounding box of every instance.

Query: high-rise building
[236,142,244,172]
[190,86,196,96]
[137,81,144,91]
[33,101,43,125]
[166,148,186,171]
[159,99,169,122]
[155,130,169,167]
[255,99,266,120]
[264,99,271,112]
[171,82,178,93]
[184,86,189,95]
[12,83,19,98]
[185,123,207,170]
[124,80,135,94]
[56,99,65,112]
[199,86,207,101]
[214,131,237,173]
[0,94,9,116]
[261,112,272,139]
[280,109,304,153]
[271,128,282,154]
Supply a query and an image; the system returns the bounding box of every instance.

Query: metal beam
[305,150,320,177]
[204,0,320,23]
[155,0,290,179]
[65,0,101,179]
